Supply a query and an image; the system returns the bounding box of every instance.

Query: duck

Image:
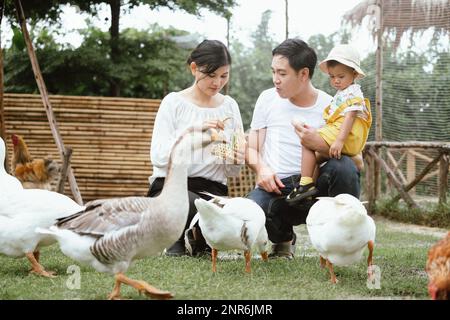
[306,193,376,283]
[187,191,269,273]
[37,126,220,300]
[0,136,23,193]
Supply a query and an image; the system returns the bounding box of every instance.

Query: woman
[148,40,244,256]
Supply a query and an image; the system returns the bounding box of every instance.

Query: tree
[4,23,194,99]
[4,0,237,96]
[229,10,276,129]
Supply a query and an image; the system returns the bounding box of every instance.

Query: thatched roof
[343,0,450,45]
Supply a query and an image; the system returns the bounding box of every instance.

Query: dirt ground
[374,216,448,238]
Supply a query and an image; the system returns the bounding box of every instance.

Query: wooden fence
[3,93,255,202]
[363,141,450,209]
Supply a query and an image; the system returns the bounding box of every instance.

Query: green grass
[0,218,445,300]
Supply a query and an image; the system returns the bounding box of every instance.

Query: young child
[287,44,372,204]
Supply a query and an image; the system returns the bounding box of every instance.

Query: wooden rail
[364,141,450,209]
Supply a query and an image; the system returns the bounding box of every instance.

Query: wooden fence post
[439,152,449,205]
[367,148,418,208]
[364,151,376,213]
[406,150,416,196]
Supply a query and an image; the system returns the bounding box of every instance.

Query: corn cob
[211,131,246,161]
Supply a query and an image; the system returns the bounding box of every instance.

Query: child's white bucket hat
[319,44,365,79]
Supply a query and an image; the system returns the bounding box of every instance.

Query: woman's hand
[203,117,231,131]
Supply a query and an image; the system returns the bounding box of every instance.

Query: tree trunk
[285,0,289,39]
[374,0,383,199]
[109,0,121,97]
[224,15,230,95]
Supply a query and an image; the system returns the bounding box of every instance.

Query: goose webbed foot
[108,277,124,300]
[30,269,56,278]
[113,273,174,300]
[26,252,56,278]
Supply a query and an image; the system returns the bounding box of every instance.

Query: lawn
[0,216,446,300]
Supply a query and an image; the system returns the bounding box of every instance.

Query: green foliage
[4,0,237,21]
[374,197,450,228]
[307,33,335,95]
[4,24,193,98]
[229,10,277,129]
[11,26,26,51]
[4,1,237,96]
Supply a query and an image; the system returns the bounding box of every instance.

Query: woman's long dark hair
[187,40,231,75]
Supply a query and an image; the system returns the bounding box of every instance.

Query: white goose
[188,192,269,273]
[0,137,23,193]
[0,189,85,277]
[37,126,219,300]
[1,137,85,277]
[306,193,376,283]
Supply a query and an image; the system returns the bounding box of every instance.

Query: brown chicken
[11,134,60,190]
[426,232,450,300]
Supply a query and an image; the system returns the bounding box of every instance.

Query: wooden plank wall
[4,93,157,201]
[3,93,256,202]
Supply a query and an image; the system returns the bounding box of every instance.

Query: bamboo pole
[57,147,72,194]
[14,0,83,204]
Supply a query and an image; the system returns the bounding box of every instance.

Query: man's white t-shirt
[250,87,332,179]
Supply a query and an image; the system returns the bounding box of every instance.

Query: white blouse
[149,92,244,185]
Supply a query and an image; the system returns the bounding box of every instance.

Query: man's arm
[246,128,285,194]
[294,119,364,171]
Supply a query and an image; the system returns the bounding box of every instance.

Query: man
[246,39,361,259]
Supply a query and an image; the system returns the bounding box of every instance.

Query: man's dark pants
[247,156,361,244]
